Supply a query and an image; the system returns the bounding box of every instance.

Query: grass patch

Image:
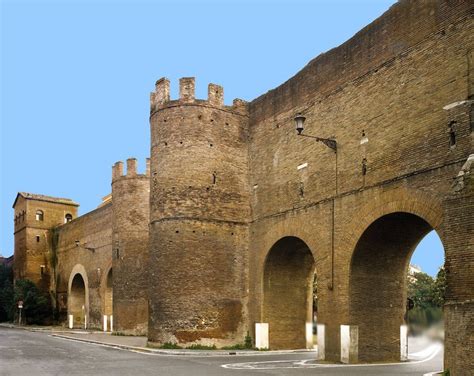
[185,344,217,350]
[160,342,183,349]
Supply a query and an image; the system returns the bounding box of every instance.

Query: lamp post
[75,240,96,253]
[294,114,337,152]
[295,113,338,290]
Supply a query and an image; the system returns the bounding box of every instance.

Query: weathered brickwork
[112,158,150,335]
[148,77,250,346]
[12,1,473,374]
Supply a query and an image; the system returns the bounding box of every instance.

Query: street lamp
[294,113,337,152]
[75,240,96,253]
[294,112,338,291]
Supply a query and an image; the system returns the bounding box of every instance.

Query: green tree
[407,269,446,329]
[408,272,436,310]
[13,279,52,325]
[433,267,446,307]
[0,265,14,321]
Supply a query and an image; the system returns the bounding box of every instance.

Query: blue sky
[0,0,444,276]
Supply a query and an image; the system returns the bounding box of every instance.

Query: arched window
[65,213,73,223]
[35,210,44,221]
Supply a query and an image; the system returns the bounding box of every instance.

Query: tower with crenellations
[148,77,251,346]
[111,158,150,334]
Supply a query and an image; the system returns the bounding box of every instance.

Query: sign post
[17,300,24,326]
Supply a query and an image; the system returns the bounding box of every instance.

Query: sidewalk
[0,323,315,357]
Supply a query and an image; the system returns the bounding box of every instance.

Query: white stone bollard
[255,323,269,350]
[68,315,73,329]
[306,322,313,349]
[400,324,408,361]
[84,315,87,330]
[103,315,108,332]
[317,324,326,360]
[340,325,358,364]
[110,315,113,332]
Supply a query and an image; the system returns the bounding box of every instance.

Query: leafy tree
[433,267,446,307]
[408,272,436,310]
[0,265,14,321]
[13,279,52,325]
[407,269,446,329]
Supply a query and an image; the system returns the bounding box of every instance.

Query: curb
[50,333,316,357]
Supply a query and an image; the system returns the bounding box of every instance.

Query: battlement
[150,77,248,115]
[112,158,150,181]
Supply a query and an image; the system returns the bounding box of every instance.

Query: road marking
[221,343,442,370]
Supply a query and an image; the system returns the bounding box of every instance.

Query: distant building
[408,264,423,282]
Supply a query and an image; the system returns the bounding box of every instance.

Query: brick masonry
[12,0,474,374]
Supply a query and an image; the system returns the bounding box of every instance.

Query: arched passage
[69,274,86,328]
[349,212,443,362]
[263,236,315,349]
[104,268,113,317]
[67,264,89,329]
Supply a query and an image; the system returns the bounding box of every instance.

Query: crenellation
[155,77,170,104]
[179,77,195,102]
[126,158,137,177]
[112,161,124,180]
[231,98,248,115]
[208,83,224,106]
[146,158,151,177]
[113,159,150,180]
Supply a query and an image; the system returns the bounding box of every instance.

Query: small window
[65,213,73,223]
[36,236,40,243]
[35,210,44,221]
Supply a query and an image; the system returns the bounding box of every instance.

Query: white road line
[221,343,442,370]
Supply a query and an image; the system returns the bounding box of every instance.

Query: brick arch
[343,189,445,362]
[262,236,316,350]
[340,189,444,256]
[67,264,90,328]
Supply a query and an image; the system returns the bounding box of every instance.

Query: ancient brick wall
[54,203,113,328]
[148,78,251,346]
[246,0,473,372]
[111,158,150,335]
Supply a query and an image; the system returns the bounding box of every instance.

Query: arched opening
[69,274,86,328]
[349,212,444,362]
[65,213,73,223]
[104,268,113,317]
[263,236,315,349]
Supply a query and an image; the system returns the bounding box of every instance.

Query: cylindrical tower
[148,77,250,346]
[111,158,150,335]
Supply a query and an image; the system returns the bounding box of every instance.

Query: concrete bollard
[68,315,73,329]
[400,324,408,361]
[103,315,108,332]
[317,324,326,360]
[306,322,313,349]
[255,323,269,350]
[110,315,113,332]
[340,325,358,364]
[84,315,87,330]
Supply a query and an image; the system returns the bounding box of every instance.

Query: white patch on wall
[443,100,472,110]
[297,162,308,170]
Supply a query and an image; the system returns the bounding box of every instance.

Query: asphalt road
[0,327,443,376]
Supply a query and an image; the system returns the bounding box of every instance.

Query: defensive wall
[12,1,474,374]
